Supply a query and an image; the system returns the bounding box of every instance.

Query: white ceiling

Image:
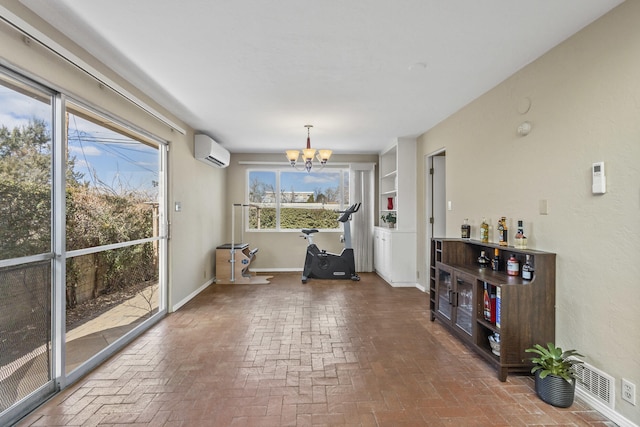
[22,0,623,154]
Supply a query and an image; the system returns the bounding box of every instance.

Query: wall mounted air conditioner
[194,134,230,168]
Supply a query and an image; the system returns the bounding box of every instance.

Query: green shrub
[249,207,342,229]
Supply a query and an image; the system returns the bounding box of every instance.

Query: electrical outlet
[622,379,636,405]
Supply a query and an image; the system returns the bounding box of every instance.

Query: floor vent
[573,359,615,409]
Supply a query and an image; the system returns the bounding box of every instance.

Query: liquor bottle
[491,248,500,271]
[507,254,520,276]
[515,220,527,249]
[461,218,471,239]
[497,217,508,246]
[480,218,489,243]
[483,283,491,321]
[522,254,534,280]
[477,250,490,268]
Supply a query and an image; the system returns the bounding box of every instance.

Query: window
[248,169,349,230]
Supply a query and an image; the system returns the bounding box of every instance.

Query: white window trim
[246,167,350,232]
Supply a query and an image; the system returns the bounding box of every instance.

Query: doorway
[426,150,446,271]
[430,152,446,238]
[0,66,168,426]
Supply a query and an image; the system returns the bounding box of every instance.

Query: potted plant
[525,342,583,408]
[380,212,397,228]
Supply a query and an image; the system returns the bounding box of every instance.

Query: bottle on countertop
[461,218,471,239]
[515,220,527,249]
[478,250,490,268]
[522,254,534,280]
[507,254,520,276]
[497,217,508,246]
[491,248,500,271]
[480,217,489,243]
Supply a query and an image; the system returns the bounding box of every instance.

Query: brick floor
[18,273,616,426]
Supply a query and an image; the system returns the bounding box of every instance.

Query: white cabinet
[374,227,417,287]
[375,137,417,287]
[373,227,389,278]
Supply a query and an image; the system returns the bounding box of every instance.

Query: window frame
[246,167,350,232]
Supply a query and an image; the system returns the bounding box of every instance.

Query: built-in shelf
[382,170,397,179]
[378,138,415,230]
[375,138,417,287]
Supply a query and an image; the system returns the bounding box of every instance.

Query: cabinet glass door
[454,273,473,336]
[436,268,452,320]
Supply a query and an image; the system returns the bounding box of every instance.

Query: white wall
[417,1,639,423]
[168,135,227,309]
[0,1,227,312]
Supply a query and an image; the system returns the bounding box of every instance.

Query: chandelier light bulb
[284,125,332,172]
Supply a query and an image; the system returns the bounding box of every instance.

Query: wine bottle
[461,218,470,239]
[491,248,500,271]
[522,254,534,280]
[480,218,489,243]
[515,220,527,249]
[507,254,520,276]
[483,283,491,321]
[477,250,490,268]
[497,217,508,246]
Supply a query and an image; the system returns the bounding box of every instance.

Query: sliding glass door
[0,68,168,425]
[64,101,166,376]
[0,71,56,418]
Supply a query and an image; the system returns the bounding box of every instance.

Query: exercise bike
[300,203,361,284]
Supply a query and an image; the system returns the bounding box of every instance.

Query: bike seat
[301,229,319,235]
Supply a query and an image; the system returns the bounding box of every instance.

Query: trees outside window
[1,57,167,420]
[248,169,349,230]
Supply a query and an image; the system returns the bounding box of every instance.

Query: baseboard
[575,388,638,427]
[252,268,301,273]
[387,282,419,288]
[171,278,214,312]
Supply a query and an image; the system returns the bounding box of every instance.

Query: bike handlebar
[337,203,361,222]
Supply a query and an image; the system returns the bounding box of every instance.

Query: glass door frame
[435,263,453,320]
[0,69,58,425]
[453,271,474,337]
[0,67,169,426]
[61,96,169,387]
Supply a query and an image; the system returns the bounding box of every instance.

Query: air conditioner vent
[572,359,615,409]
[205,155,226,167]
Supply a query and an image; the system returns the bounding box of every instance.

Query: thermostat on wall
[592,162,606,194]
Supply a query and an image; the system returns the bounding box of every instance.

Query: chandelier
[285,125,332,172]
